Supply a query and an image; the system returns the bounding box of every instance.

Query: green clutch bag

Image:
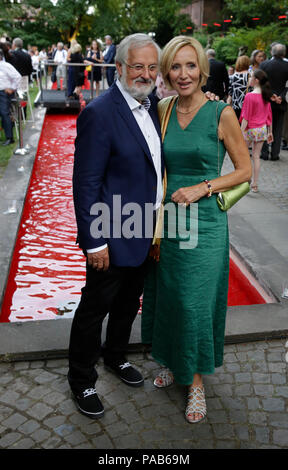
[215,103,250,211]
[217,182,250,211]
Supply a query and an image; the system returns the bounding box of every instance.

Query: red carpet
[0,114,266,322]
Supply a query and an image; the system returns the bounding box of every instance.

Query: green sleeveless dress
[141,100,230,385]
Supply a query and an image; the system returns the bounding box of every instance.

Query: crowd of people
[201,42,288,191]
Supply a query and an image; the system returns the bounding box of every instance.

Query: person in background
[54,42,67,90]
[67,42,85,99]
[227,55,250,119]
[240,69,273,193]
[103,35,116,87]
[11,37,33,78]
[203,48,229,101]
[248,50,266,74]
[260,43,288,161]
[0,48,21,145]
[84,40,104,97]
[228,65,235,76]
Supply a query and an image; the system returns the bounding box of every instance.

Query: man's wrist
[87,244,108,253]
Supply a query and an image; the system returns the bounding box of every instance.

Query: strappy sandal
[251,184,258,193]
[153,368,174,388]
[185,386,207,424]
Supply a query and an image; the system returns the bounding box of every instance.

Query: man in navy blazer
[103,35,116,86]
[68,33,163,418]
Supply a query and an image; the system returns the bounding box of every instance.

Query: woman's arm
[171,106,252,205]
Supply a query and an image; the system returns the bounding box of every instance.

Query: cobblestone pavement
[222,148,288,212]
[0,338,288,449]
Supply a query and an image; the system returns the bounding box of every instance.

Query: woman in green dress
[141,36,252,423]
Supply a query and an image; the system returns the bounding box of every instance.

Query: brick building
[182,0,224,29]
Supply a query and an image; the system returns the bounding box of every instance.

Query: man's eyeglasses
[124,62,158,73]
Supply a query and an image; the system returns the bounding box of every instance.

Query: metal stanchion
[14,93,29,156]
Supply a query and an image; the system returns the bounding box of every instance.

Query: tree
[224,0,288,27]
[0,0,193,48]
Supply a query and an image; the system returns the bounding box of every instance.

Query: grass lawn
[0,83,39,178]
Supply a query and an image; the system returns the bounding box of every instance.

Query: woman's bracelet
[203,179,213,198]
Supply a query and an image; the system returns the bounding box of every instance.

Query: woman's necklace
[176,95,206,115]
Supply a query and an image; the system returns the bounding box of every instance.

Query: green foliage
[0,0,193,48]
[224,0,288,27]
[211,23,288,65]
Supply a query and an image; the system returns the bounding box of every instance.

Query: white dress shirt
[0,60,21,91]
[103,45,110,58]
[54,49,67,64]
[87,78,162,253]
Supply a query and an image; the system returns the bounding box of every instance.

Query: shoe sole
[104,365,144,387]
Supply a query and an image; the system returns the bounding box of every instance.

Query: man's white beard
[120,66,155,101]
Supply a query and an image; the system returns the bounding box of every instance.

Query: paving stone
[0,338,288,449]
[42,391,66,406]
[12,437,35,449]
[17,419,40,434]
[2,412,27,430]
[212,424,235,439]
[212,384,233,397]
[273,429,288,447]
[0,390,20,406]
[207,410,228,423]
[64,430,87,446]
[246,397,261,410]
[262,398,285,412]
[274,386,288,398]
[228,410,248,424]
[234,384,253,396]
[26,402,54,420]
[249,411,267,426]
[269,413,288,429]
[234,425,249,441]
[253,384,274,397]
[255,426,270,444]
[252,373,271,383]
[30,428,51,443]
[235,372,251,383]
[113,433,143,449]
[271,373,286,385]
[0,432,22,448]
[91,433,114,449]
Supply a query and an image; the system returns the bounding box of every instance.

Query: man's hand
[271,94,282,104]
[5,88,14,95]
[87,247,110,271]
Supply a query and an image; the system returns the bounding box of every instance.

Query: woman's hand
[171,183,207,205]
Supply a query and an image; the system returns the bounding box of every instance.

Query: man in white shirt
[68,33,162,419]
[0,48,21,145]
[53,42,67,90]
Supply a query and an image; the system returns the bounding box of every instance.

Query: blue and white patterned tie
[142,97,151,111]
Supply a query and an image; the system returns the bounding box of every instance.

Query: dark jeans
[261,107,285,160]
[68,258,149,393]
[0,90,13,139]
[106,66,116,87]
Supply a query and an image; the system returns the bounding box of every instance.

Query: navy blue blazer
[104,44,116,64]
[73,82,164,266]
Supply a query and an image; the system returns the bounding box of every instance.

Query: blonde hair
[71,42,82,54]
[235,55,250,72]
[161,36,209,89]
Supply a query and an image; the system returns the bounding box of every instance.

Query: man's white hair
[272,43,286,58]
[115,33,161,65]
